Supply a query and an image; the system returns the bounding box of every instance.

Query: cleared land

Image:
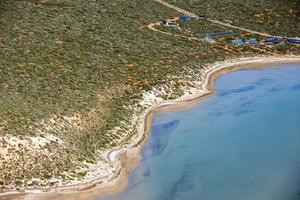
[0,0,299,193]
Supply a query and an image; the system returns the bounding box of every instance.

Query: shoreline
[1,56,300,200]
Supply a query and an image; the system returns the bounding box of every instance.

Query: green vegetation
[159,18,228,38]
[165,0,300,37]
[0,0,299,191]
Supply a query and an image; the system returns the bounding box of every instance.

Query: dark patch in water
[161,120,179,129]
[239,100,255,108]
[254,78,273,86]
[147,120,179,158]
[163,166,195,200]
[142,167,151,177]
[227,100,257,116]
[292,84,300,91]
[209,111,225,117]
[127,179,145,191]
[219,85,255,96]
[234,109,255,116]
[210,100,256,118]
[179,128,197,135]
[268,87,281,93]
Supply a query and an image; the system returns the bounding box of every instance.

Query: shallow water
[98,64,300,200]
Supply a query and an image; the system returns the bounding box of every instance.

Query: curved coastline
[1,56,300,200]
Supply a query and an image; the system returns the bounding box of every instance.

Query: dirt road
[153,0,273,37]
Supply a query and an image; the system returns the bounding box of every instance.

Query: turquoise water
[98,65,300,200]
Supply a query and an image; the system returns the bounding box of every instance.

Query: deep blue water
[98,65,300,200]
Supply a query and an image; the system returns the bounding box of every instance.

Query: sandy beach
[1,56,300,200]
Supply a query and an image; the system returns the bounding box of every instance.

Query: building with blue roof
[180,15,191,21]
[232,39,245,45]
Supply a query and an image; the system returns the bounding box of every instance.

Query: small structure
[265,37,285,45]
[179,15,191,21]
[163,19,181,30]
[232,39,245,46]
[245,38,258,45]
[202,35,215,42]
[287,38,300,44]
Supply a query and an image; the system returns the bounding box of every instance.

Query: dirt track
[153,0,274,37]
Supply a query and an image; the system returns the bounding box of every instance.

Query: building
[163,19,181,30]
[179,15,191,21]
[265,37,285,45]
[287,38,300,44]
[245,38,258,45]
[232,39,245,45]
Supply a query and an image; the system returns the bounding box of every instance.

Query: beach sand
[1,56,300,200]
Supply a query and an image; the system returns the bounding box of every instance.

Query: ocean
[99,64,300,200]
